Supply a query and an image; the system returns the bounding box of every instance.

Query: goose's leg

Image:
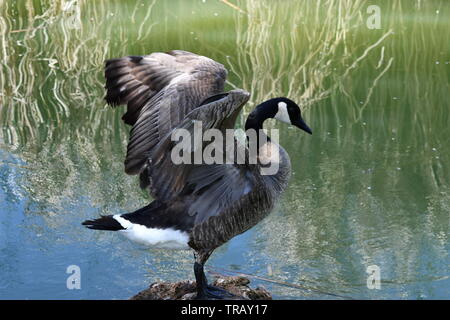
[193,250,238,300]
[194,260,208,296]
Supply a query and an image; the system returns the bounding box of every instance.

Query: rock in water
[130,275,272,300]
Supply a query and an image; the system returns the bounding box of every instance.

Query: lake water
[0,0,449,299]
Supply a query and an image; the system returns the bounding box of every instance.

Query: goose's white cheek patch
[274,102,291,124]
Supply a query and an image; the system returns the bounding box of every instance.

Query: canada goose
[82,50,312,299]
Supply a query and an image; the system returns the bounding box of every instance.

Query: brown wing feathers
[104,50,228,177]
[104,55,179,126]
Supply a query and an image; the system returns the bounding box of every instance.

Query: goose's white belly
[113,215,190,249]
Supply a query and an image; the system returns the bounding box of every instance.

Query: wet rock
[130,275,272,300]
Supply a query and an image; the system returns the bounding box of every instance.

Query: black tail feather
[83,200,194,233]
[82,215,124,231]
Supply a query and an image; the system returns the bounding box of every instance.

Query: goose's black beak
[294,119,312,135]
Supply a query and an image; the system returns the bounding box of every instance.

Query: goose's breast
[188,184,275,250]
[188,142,292,251]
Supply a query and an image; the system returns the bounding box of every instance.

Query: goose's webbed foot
[195,284,239,300]
[194,257,241,300]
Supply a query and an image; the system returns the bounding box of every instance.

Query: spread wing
[104,50,227,175]
[145,89,254,224]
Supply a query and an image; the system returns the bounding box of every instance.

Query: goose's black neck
[244,100,277,132]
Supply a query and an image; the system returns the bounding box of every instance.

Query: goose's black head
[245,97,312,134]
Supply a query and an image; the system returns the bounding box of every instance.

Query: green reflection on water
[0,0,448,299]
